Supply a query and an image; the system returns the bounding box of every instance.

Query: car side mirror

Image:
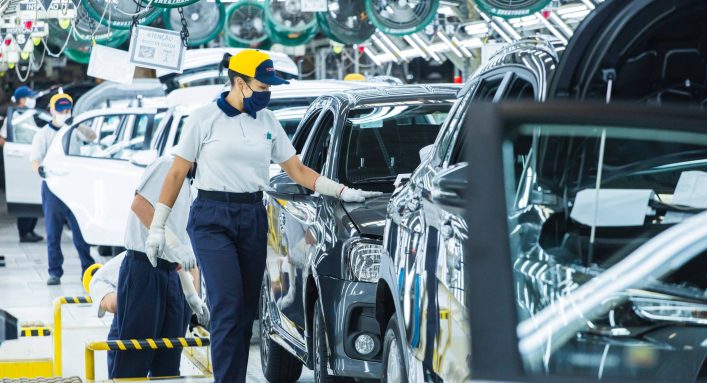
[268,173,312,201]
[419,144,434,162]
[431,162,468,209]
[129,150,158,168]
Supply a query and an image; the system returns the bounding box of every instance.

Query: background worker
[88,250,209,376]
[30,93,96,285]
[145,49,381,383]
[110,155,206,379]
[1,86,43,243]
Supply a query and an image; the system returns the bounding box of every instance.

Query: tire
[382,316,407,383]
[97,246,112,257]
[313,299,352,383]
[260,279,303,382]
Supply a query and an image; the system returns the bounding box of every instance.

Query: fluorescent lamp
[436,31,463,58]
[371,34,399,63]
[535,13,568,45]
[411,33,442,62]
[451,36,474,57]
[403,35,428,59]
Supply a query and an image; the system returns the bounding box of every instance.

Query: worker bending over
[107,155,208,378]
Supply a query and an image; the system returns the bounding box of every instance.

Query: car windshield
[503,122,707,381]
[338,103,451,191]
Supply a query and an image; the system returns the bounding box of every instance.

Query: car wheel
[313,299,353,383]
[97,246,112,256]
[382,316,407,383]
[260,279,303,382]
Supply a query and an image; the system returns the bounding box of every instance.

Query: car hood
[340,194,391,238]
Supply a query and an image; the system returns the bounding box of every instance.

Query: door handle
[6,150,24,158]
[45,166,68,176]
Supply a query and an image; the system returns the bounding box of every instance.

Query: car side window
[473,75,506,101]
[435,94,470,166]
[6,109,41,144]
[65,115,129,159]
[502,75,535,100]
[304,111,335,173]
[292,109,322,153]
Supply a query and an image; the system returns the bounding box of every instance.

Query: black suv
[258,85,458,382]
[375,0,707,382]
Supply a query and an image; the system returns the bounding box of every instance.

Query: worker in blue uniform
[30,94,96,285]
[108,155,207,378]
[1,86,43,243]
[145,49,382,383]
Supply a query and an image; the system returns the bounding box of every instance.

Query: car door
[266,106,335,348]
[394,71,508,368]
[3,107,52,215]
[431,69,539,382]
[42,108,159,247]
[463,102,707,382]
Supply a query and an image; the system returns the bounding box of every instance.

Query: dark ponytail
[219,52,254,87]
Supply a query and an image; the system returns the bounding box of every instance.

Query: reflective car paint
[262,85,458,380]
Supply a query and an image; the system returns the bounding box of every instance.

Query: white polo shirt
[30,123,61,163]
[123,156,192,258]
[89,251,125,318]
[30,123,87,163]
[172,100,296,193]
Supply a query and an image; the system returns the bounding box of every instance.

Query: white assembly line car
[22,80,385,249]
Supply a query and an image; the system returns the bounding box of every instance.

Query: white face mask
[53,112,71,127]
[24,98,36,109]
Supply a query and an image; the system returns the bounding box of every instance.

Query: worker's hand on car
[145,226,165,268]
[186,293,210,326]
[340,187,383,203]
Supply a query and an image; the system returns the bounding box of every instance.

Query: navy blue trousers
[187,197,268,383]
[41,182,94,278]
[108,250,191,379]
[17,217,37,236]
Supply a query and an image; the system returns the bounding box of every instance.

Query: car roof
[165,80,392,109]
[321,84,460,108]
[73,79,166,115]
[155,48,299,78]
[458,36,561,99]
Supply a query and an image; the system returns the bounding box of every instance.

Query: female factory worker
[145,49,381,383]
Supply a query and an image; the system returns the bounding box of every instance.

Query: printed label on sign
[128,25,185,73]
[88,44,136,85]
[301,0,327,12]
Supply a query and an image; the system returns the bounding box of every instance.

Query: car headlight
[345,239,384,282]
[631,295,707,325]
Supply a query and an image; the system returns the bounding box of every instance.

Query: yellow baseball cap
[228,50,290,86]
[49,93,73,112]
[344,73,366,81]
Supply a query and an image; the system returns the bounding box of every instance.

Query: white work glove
[185,293,210,326]
[179,270,209,326]
[314,176,383,202]
[145,203,171,267]
[164,229,197,271]
[340,188,383,203]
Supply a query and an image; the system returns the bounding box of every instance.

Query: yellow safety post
[186,326,212,373]
[84,337,211,381]
[52,296,92,377]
